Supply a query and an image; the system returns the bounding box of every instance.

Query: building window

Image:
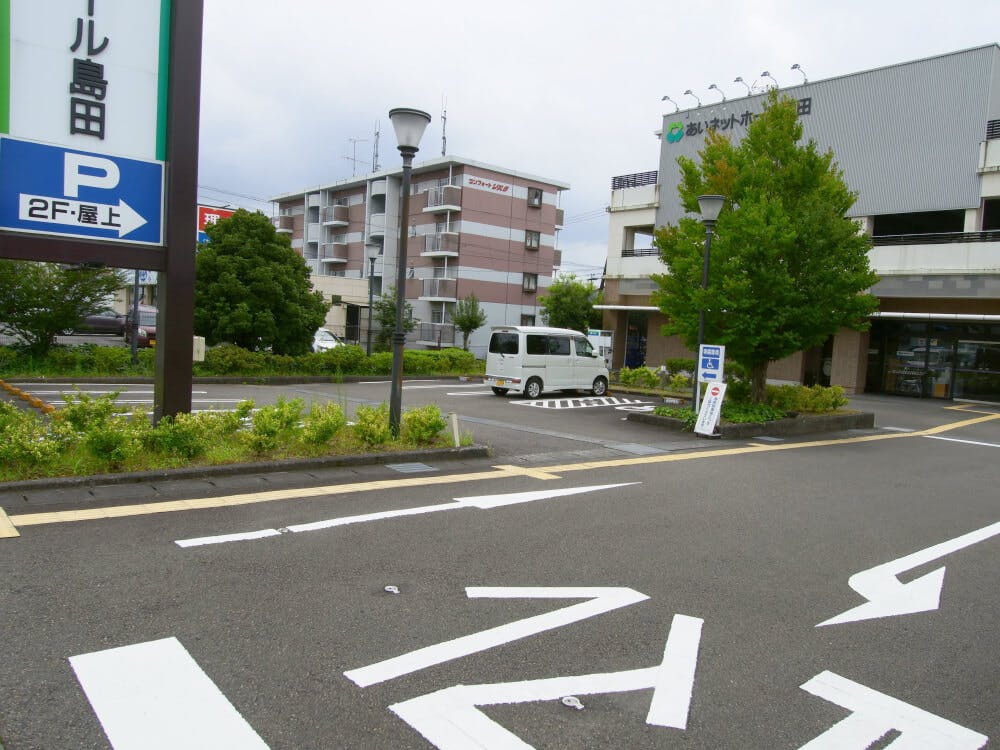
[523,273,538,293]
[525,230,541,250]
[528,187,543,207]
[520,314,536,326]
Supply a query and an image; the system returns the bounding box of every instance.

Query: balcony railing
[424,185,462,212]
[320,203,349,225]
[272,215,294,233]
[611,171,658,190]
[871,230,1000,246]
[420,277,457,299]
[415,322,457,347]
[423,233,459,255]
[621,247,659,257]
[319,243,348,263]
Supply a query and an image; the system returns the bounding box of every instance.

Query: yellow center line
[6,412,1000,531]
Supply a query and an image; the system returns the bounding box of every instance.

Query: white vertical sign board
[694,382,726,436]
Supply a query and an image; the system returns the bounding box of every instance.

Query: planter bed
[626,410,875,439]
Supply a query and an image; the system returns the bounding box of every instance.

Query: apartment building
[601,44,1000,403]
[269,157,567,356]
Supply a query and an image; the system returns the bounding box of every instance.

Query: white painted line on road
[22,390,208,395]
[346,586,649,688]
[925,435,1000,449]
[646,614,703,729]
[402,383,488,390]
[175,483,636,548]
[358,379,443,385]
[446,390,493,396]
[513,396,653,410]
[881,426,915,432]
[799,671,988,749]
[70,637,270,750]
[389,613,703,749]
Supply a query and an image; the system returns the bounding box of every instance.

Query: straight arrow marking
[389,614,703,750]
[175,483,636,548]
[818,520,1000,626]
[70,637,269,749]
[799,671,988,749]
[345,586,650,688]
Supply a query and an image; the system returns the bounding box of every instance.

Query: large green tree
[451,293,487,350]
[652,92,879,402]
[0,261,124,355]
[194,209,329,355]
[538,274,599,334]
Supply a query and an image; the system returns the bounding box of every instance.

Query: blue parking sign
[0,136,164,245]
[698,344,726,383]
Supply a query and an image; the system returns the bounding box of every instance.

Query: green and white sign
[0,0,171,161]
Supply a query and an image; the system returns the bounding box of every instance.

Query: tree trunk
[751,361,768,403]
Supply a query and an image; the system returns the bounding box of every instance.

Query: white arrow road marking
[345,586,650,688]
[70,637,269,749]
[512,396,652,409]
[175,483,637,548]
[817,520,1000,626]
[389,614,703,749]
[798,671,988,749]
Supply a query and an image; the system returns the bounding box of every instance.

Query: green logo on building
[666,122,684,143]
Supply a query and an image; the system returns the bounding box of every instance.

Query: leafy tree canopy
[0,261,124,355]
[538,274,599,334]
[451,293,487,350]
[194,209,329,355]
[372,285,415,352]
[651,91,879,401]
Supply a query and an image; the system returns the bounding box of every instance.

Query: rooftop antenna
[441,95,447,157]
[372,121,381,172]
[791,63,807,83]
[343,136,369,176]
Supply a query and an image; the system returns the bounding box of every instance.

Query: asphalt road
[0,386,997,749]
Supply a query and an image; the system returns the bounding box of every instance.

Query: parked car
[313,328,343,352]
[124,305,157,348]
[65,307,126,335]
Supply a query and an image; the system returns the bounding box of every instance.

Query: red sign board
[197,205,235,233]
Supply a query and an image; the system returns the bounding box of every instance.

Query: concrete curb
[1,375,484,385]
[0,445,491,493]
[626,410,875,439]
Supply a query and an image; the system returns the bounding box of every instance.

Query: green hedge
[0,343,481,379]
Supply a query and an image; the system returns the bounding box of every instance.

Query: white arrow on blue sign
[0,136,164,245]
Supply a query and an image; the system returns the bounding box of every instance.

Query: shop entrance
[954,340,1000,402]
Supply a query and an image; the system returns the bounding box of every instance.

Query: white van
[485,326,610,398]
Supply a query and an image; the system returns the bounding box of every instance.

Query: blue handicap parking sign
[0,136,164,245]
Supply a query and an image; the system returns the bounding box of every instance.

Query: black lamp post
[694,194,726,413]
[387,107,431,437]
[365,244,379,355]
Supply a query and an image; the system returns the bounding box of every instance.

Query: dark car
[66,307,126,335]
[124,306,157,348]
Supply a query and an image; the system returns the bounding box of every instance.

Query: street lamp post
[387,107,431,437]
[365,244,379,355]
[693,194,726,413]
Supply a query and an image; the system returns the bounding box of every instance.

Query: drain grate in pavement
[386,462,438,474]
[605,443,664,456]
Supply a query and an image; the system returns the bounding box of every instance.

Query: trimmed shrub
[765,384,848,413]
[302,401,348,445]
[201,344,268,375]
[247,397,304,453]
[402,404,447,445]
[664,358,696,376]
[58,389,122,432]
[152,412,210,459]
[619,366,659,389]
[353,403,391,446]
[364,352,393,375]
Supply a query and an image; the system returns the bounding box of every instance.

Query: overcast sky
[197,0,1000,279]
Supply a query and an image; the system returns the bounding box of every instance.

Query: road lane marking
[70,637,270,749]
[346,586,650,688]
[175,484,636,548]
[0,507,20,538]
[799,671,988,749]
[389,613,703,748]
[8,411,1000,532]
[925,435,1000,449]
